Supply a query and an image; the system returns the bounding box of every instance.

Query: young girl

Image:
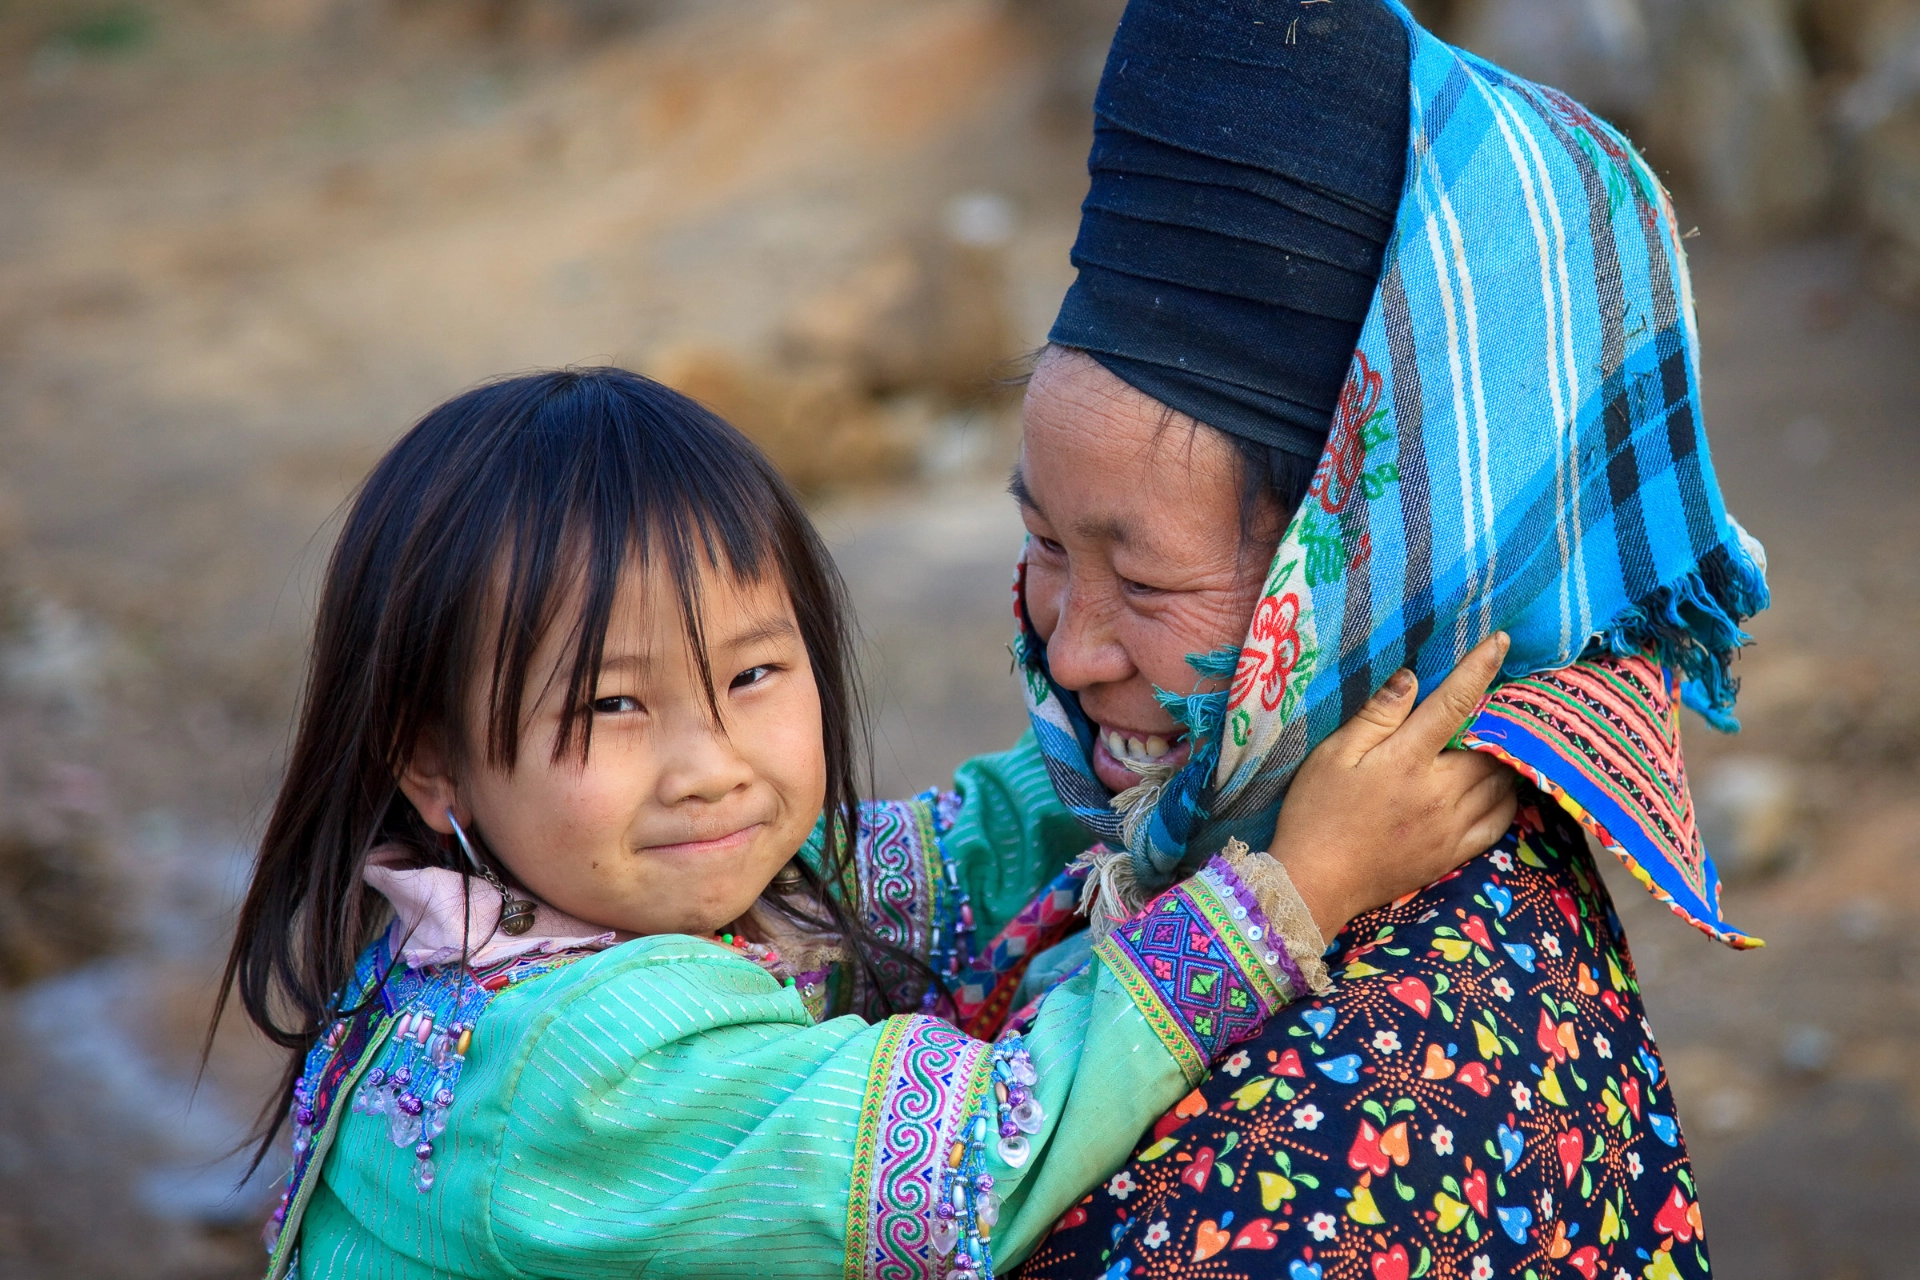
[220,367,1514,1279]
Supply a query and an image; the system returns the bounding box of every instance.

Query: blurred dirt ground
[0,0,1916,1277]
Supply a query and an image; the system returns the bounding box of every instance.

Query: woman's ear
[397,729,461,835]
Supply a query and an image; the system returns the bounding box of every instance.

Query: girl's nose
[1041,579,1133,694]
[653,716,756,806]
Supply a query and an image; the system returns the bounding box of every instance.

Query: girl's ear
[397,729,462,835]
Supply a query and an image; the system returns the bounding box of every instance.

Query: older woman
[1000,3,1765,1280]
[836,2,1765,1279]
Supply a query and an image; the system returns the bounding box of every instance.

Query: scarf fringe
[1069,844,1148,940]
[1111,758,1178,854]
[1588,548,1769,733]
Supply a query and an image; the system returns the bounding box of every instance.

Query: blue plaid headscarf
[1017,0,1769,897]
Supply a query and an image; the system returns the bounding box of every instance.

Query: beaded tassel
[351,1001,479,1193]
[924,853,978,1012]
[931,1036,1043,1276]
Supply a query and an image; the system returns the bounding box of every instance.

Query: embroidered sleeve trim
[1194,852,1316,997]
[858,796,978,1012]
[1461,653,1761,950]
[1094,856,1296,1084]
[949,862,1090,1040]
[845,1015,998,1280]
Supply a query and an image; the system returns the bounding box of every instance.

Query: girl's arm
[483,634,1515,1280]
[476,847,1304,1280]
[848,635,1517,1035]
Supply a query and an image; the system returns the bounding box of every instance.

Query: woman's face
[1015,348,1283,793]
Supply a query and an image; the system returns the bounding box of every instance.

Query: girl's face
[401,560,827,939]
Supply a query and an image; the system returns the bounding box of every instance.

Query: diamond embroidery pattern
[1111,892,1265,1060]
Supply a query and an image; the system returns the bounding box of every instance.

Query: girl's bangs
[466,378,789,770]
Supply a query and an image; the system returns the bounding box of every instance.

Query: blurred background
[0,0,1917,1274]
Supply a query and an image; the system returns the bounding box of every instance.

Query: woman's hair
[1228,434,1318,544]
[213,366,925,1167]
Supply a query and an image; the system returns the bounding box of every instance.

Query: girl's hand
[1269,631,1518,941]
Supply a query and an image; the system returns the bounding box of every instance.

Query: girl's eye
[731,664,776,690]
[591,695,642,714]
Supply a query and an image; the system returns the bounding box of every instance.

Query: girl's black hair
[212,366,928,1170]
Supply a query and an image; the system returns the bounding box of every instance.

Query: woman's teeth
[1103,730,1177,763]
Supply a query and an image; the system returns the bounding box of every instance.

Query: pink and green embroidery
[847,1018,1042,1280]
[1096,856,1298,1084]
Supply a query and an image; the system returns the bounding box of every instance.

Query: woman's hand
[1269,631,1518,941]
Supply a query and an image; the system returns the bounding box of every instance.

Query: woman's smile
[1091,722,1191,789]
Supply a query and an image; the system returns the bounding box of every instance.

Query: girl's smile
[639,821,769,859]
[398,560,826,941]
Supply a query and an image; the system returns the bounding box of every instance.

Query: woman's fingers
[1431,745,1507,791]
[1330,667,1419,763]
[1454,755,1516,815]
[1459,783,1521,858]
[1399,631,1510,758]
[1450,755,1518,855]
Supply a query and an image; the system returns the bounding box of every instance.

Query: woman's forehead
[1017,354,1246,555]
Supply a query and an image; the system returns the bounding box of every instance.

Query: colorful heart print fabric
[1014,801,1709,1280]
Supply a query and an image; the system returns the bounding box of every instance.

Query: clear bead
[1010,1058,1037,1087]
[388,1102,423,1147]
[424,1103,449,1139]
[997,1134,1030,1167]
[979,1193,1001,1228]
[1011,1098,1044,1133]
[412,1154,436,1192]
[930,1217,960,1256]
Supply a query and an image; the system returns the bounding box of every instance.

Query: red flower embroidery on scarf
[1232,593,1303,713]
[1310,353,1383,515]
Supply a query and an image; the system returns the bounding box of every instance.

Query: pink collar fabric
[362,846,625,971]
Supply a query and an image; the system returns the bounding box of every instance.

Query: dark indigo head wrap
[1049,0,1411,458]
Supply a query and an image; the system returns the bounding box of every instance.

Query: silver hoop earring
[447,809,537,937]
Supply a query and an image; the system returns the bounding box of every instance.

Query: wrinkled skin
[1013,347,1517,937]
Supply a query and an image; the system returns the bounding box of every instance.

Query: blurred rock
[649,343,917,493]
[0,828,115,987]
[780,226,1020,400]
[1452,0,1657,122]
[0,595,114,715]
[1643,0,1834,235]
[1827,0,1920,299]
[1695,753,1800,877]
[1007,0,1127,121]
[1780,1023,1835,1074]
[1835,893,1888,941]
[942,191,1019,251]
